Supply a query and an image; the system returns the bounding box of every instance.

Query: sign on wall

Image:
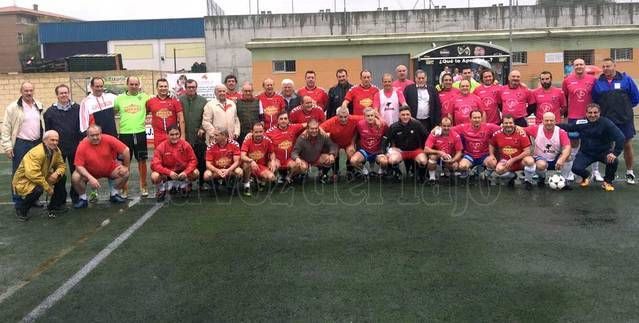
[166,72,222,101]
[545,52,564,63]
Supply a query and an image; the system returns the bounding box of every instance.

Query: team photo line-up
[3,57,639,221]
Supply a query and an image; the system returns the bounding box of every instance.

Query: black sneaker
[320,173,329,184]
[156,190,166,202]
[73,199,88,209]
[15,209,29,222]
[109,194,127,204]
[524,180,533,190]
[242,186,252,197]
[537,178,546,188]
[48,206,69,214]
[47,211,56,219]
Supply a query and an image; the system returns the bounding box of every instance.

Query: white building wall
[108,38,206,72]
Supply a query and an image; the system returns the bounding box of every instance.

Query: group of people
[3,57,638,221]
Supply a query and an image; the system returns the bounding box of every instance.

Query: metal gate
[362,54,410,88]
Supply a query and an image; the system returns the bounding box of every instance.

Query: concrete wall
[0,70,162,120]
[205,3,639,83]
[0,15,20,73]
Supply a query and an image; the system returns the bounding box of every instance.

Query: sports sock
[79,193,87,200]
[561,161,572,178]
[524,165,536,182]
[592,162,600,173]
[428,170,436,179]
[111,187,119,196]
[500,172,516,179]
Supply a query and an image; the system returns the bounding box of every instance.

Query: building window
[512,51,527,64]
[273,60,296,73]
[564,49,595,65]
[611,48,633,62]
[17,33,24,45]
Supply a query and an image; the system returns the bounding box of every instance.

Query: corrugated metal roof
[39,18,204,43]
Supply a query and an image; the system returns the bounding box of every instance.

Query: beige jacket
[202,99,241,139]
[1,97,45,153]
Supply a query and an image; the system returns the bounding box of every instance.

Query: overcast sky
[1,0,544,20]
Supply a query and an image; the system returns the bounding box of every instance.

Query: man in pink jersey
[561,58,602,181]
[257,78,286,129]
[392,64,414,92]
[450,79,486,125]
[488,115,536,189]
[297,70,328,110]
[342,70,379,116]
[498,70,536,127]
[474,69,501,124]
[289,96,326,125]
[532,71,566,125]
[424,117,463,183]
[350,107,388,177]
[450,110,501,178]
[374,73,407,125]
[437,73,460,121]
[525,112,571,188]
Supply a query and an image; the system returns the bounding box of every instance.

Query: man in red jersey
[424,117,463,183]
[532,71,566,125]
[224,74,240,102]
[290,95,326,125]
[146,78,185,146]
[150,126,198,201]
[561,58,602,182]
[341,69,379,115]
[392,64,414,92]
[437,73,461,121]
[450,79,486,125]
[498,70,536,127]
[203,128,243,186]
[451,110,501,178]
[257,78,286,129]
[71,125,130,208]
[350,107,388,177]
[488,115,536,189]
[320,106,365,179]
[297,70,328,110]
[240,122,277,196]
[265,111,306,183]
[474,69,501,124]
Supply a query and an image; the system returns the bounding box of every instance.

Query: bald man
[202,84,241,140]
[12,130,66,220]
[392,64,414,92]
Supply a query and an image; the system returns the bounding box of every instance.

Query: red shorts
[88,161,118,179]
[278,158,296,171]
[251,164,271,178]
[499,159,523,171]
[400,149,424,160]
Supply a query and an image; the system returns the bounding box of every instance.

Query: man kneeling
[72,125,130,208]
[203,128,243,190]
[487,115,536,189]
[424,117,463,183]
[151,125,199,201]
[241,122,277,196]
[291,119,338,183]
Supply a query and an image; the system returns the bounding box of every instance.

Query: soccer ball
[548,174,566,190]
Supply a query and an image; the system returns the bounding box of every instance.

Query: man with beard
[436,73,460,124]
[474,69,501,124]
[488,115,536,189]
[532,71,566,125]
[224,74,240,102]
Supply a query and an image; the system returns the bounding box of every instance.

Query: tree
[19,25,40,62]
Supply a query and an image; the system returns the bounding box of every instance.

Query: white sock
[244,181,250,188]
[79,194,87,200]
[561,162,572,178]
[158,182,166,192]
[524,165,536,182]
[627,169,634,175]
[592,162,600,173]
[500,172,515,179]
[111,187,119,196]
[428,170,436,179]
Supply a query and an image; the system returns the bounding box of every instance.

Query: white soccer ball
[548,174,566,190]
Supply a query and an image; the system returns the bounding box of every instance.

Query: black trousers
[61,150,79,203]
[191,139,207,185]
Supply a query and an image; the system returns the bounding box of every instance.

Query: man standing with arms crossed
[113,76,151,198]
[562,58,602,182]
[592,57,639,184]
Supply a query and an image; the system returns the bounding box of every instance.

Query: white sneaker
[361,166,370,176]
[591,170,604,182]
[566,172,575,181]
[626,172,636,185]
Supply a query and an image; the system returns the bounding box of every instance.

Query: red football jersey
[146,96,183,145]
[425,130,463,155]
[344,84,379,115]
[297,86,328,110]
[257,92,286,129]
[265,123,305,162]
[241,136,273,166]
[206,140,241,168]
[356,118,387,154]
[561,73,595,119]
[452,123,501,159]
[289,106,326,124]
[438,88,460,118]
[320,115,364,148]
[474,84,501,124]
[498,85,535,119]
[490,130,531,160]
[451,94,486,126]
[532,87,567,124]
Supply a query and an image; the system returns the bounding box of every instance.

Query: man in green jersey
[113,76,151,197]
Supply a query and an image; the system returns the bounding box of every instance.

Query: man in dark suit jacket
[403,69,441,132]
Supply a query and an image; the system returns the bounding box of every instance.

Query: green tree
[19,25,40,61]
